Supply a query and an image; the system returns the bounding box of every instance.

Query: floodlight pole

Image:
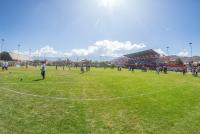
[189,42,192,59]
[18,44,21,53]
[29,49,32,58]
[17,44,21,61]
[29,49,32,65]
[1,38,5,53]
[100,56,102,61]
[0,38,5,61]
[166,46,169,56]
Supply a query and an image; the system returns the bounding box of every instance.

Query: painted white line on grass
[148,97,168,111]
[0,82,73,85]
[1,87,167,102]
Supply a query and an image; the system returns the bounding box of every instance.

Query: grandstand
[124,49,160,69]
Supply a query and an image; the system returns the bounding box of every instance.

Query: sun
[98,0,121,9]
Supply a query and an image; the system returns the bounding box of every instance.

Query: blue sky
[0,0,199,58]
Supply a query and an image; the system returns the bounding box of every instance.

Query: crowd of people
[156,66,168,74]
[192,68,199,76]
[126,64,200,77]
[128,66,135,71]
[40,63,200,79]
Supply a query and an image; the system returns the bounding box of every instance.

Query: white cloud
[64,40,146,57]
[154,49,166,56]
[12,50,25,55]
[12,41,146,59]
[178,49,189,57]
[32,46,59,57]
[12,46,61,58]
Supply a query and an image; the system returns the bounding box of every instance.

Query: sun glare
[98,0,122,9]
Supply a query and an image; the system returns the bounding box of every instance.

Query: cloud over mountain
[64,40,146,57]
[13,40,146,59]
[178,49,189,57]
[154,49,167,56]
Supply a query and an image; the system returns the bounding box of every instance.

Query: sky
[0,0,200,59]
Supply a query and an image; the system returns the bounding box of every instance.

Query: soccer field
[0,67,200,134]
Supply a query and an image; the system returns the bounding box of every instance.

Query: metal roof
[124,49,160,58]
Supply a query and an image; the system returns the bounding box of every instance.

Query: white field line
[148,97,168,111]
[0,82,73,85]
[1,87,168,102]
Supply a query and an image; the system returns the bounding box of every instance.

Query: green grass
[0,67,200,134]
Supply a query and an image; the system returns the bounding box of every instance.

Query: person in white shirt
[5,61,8,70]
[156,66,160,74]
[41,62,46,79]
